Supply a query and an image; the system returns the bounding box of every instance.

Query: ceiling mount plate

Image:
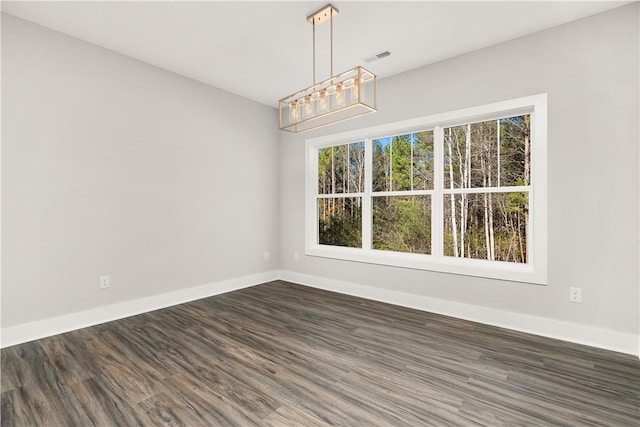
[306,4,339,25]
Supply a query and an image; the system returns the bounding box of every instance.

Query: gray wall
[279,4,639,335]
[1,14,280,327]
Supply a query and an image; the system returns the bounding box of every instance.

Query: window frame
[305,94,547,284]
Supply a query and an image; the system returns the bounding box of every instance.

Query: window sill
[306,245,547,285]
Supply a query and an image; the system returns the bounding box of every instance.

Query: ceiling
[2,1,628,107]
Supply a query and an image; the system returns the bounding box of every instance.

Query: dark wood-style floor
[1,281,639,426]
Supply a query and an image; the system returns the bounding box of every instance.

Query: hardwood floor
[1,280,639,426]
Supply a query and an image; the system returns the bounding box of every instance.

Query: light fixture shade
[279,66,377,133]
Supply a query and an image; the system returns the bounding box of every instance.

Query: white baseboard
[1,270,278,348]
[277,270,639,357]
[3,269,637,358]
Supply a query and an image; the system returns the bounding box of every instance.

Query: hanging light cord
[330,9,333,77]
[311,7,335,85]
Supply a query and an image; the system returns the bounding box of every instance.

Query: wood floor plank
[262,404,331,427]
[1,280,639,426]
[152,374,259,426]
[80,337,165,404]
[1,388,41,427]
[160,373,265,426]
[39,334,99,386]
[0,348,21,393]
[333,371,477,426]
[0,341,49,393]
[68,375,145,426]
[137,392,192,427]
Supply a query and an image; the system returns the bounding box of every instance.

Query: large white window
[305,94,547,284]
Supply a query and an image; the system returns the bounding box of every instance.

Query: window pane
[470,120,498,188]
[499,115,531,186]
[444,115,531,189]
[348,141,365,193]
[413,131,434,190]
[373,195,431,254]
[333,145,348,193]
[373,136,394,192]
[318,143,365,194]
[373,131,433,192]
[443,125,468,189]
[318,197,362,248]
[318,146,332,194]
[443,192,528,263]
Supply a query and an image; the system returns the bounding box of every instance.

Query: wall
[279,4,639,348]
[1,14,279,329]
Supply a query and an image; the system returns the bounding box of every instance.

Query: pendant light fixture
[278,4,377,133]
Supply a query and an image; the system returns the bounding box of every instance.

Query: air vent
[364,50,391,63]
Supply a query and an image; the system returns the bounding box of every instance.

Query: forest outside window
[305,94,547,284]
[442,118,530,263]
[372,131,434,255]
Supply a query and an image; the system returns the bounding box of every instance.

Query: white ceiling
[2,1,628,107]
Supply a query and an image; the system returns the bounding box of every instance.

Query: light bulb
[351,78,360,102]
[289,102,298,121]
[334,83,344,107]
[304,96,313,116]
[318,90,327,111]
[296,96,313,118]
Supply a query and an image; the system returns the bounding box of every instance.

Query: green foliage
[319,214,362,248]
[373,196,431,254]
[373,131,433,192]
[507,191,528,214]
[318,198,362,248]
[318,142,365,194]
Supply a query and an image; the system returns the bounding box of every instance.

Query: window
[305,94,547,284]
[317,142,364,248]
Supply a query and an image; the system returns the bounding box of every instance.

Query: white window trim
[305,94,548,285]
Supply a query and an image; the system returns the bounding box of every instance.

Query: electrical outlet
[264,251,270,261]
[569,287,581,303]
[294,252,300,261]
[100,275,110,289]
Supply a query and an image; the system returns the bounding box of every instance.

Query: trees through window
[442,117,530,263]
